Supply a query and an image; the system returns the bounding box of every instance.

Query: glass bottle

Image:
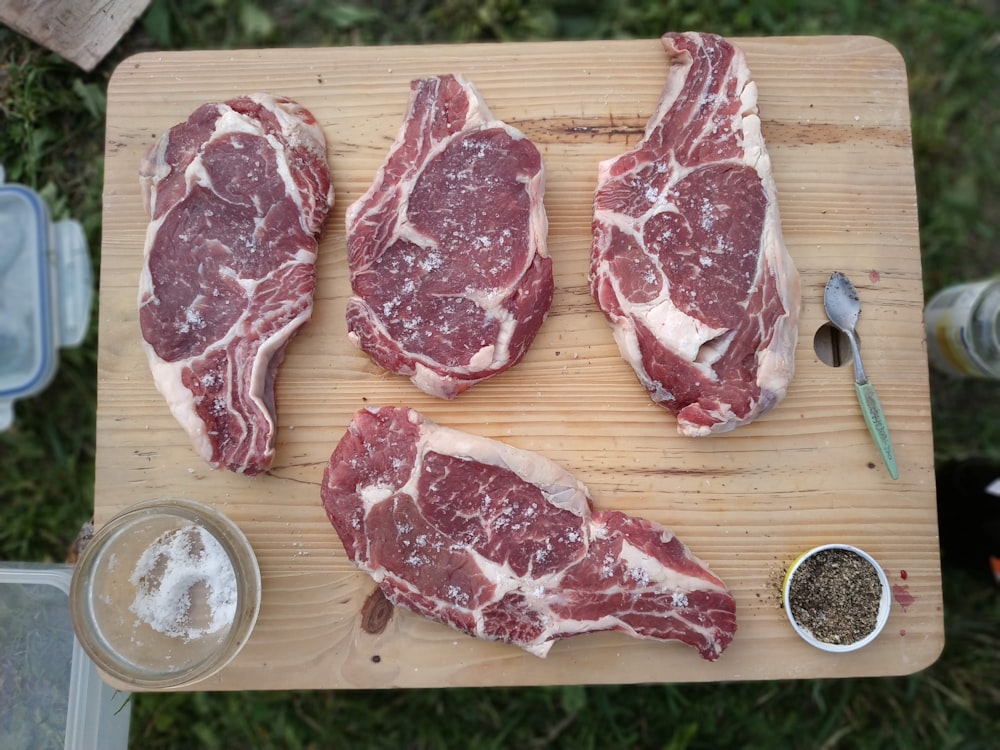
[924,278,1000,379]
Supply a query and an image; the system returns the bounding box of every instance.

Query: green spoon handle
[855,382,899,480]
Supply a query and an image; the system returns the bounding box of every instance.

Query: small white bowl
[782,543,891,653]
[70,497,260,688]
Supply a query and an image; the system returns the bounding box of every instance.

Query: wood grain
[95,36,942,690]
[1,0,151,71]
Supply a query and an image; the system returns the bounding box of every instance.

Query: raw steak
[138,93,334,474]
[321,406,737,661]
[591,32,800,436]
[345,74,552,399]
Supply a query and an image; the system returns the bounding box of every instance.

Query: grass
[1,0,998,747]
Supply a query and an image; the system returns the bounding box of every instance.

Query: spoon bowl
[824,271,862,331]
[824,271,869,385]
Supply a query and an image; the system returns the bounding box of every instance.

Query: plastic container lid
[0,167,93,431]
[0,563,131,750]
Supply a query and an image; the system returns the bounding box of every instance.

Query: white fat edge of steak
[408,357,487,400]
[139,138,170,216]
[344,75,550,399]
[604,519,713,597]
[741,119,800,412]
[144,357,212,463]
[419,419,590,517]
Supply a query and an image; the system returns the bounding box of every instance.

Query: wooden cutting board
[95,35,942,690]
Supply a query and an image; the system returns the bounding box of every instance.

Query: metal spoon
[823,271,899,480]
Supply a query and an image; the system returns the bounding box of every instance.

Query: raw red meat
[321,406,737,661]
[138,93,333,474]
[345,75,552,399]
[591,32,800,436]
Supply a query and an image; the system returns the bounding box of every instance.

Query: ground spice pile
[787,548,882,645]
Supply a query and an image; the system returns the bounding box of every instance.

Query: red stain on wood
[892,584,915,610]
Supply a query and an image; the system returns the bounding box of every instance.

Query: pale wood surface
[96,36,942,691]
[1,0,151,71]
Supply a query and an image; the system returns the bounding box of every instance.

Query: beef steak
[345,75,552,399]
[138,93,333,474]
[321,406,737,660]
[591,32,800,436]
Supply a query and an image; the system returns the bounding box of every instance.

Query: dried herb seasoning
[786,547,882,645]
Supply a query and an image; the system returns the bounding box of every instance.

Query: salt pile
[129,524,237,641]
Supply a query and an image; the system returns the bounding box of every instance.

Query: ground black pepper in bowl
[786,547,883,645]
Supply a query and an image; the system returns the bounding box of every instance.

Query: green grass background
[1,1,998,747]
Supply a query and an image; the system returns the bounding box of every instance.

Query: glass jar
[69,498,261,689]
[924,278,1000,379]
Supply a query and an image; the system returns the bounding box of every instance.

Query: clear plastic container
[0,563,131,750]
[0,166,93,430]
[924,277,1000,379]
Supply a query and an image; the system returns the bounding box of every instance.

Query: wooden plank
[1,0,151,71]
[95,36,943,690]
